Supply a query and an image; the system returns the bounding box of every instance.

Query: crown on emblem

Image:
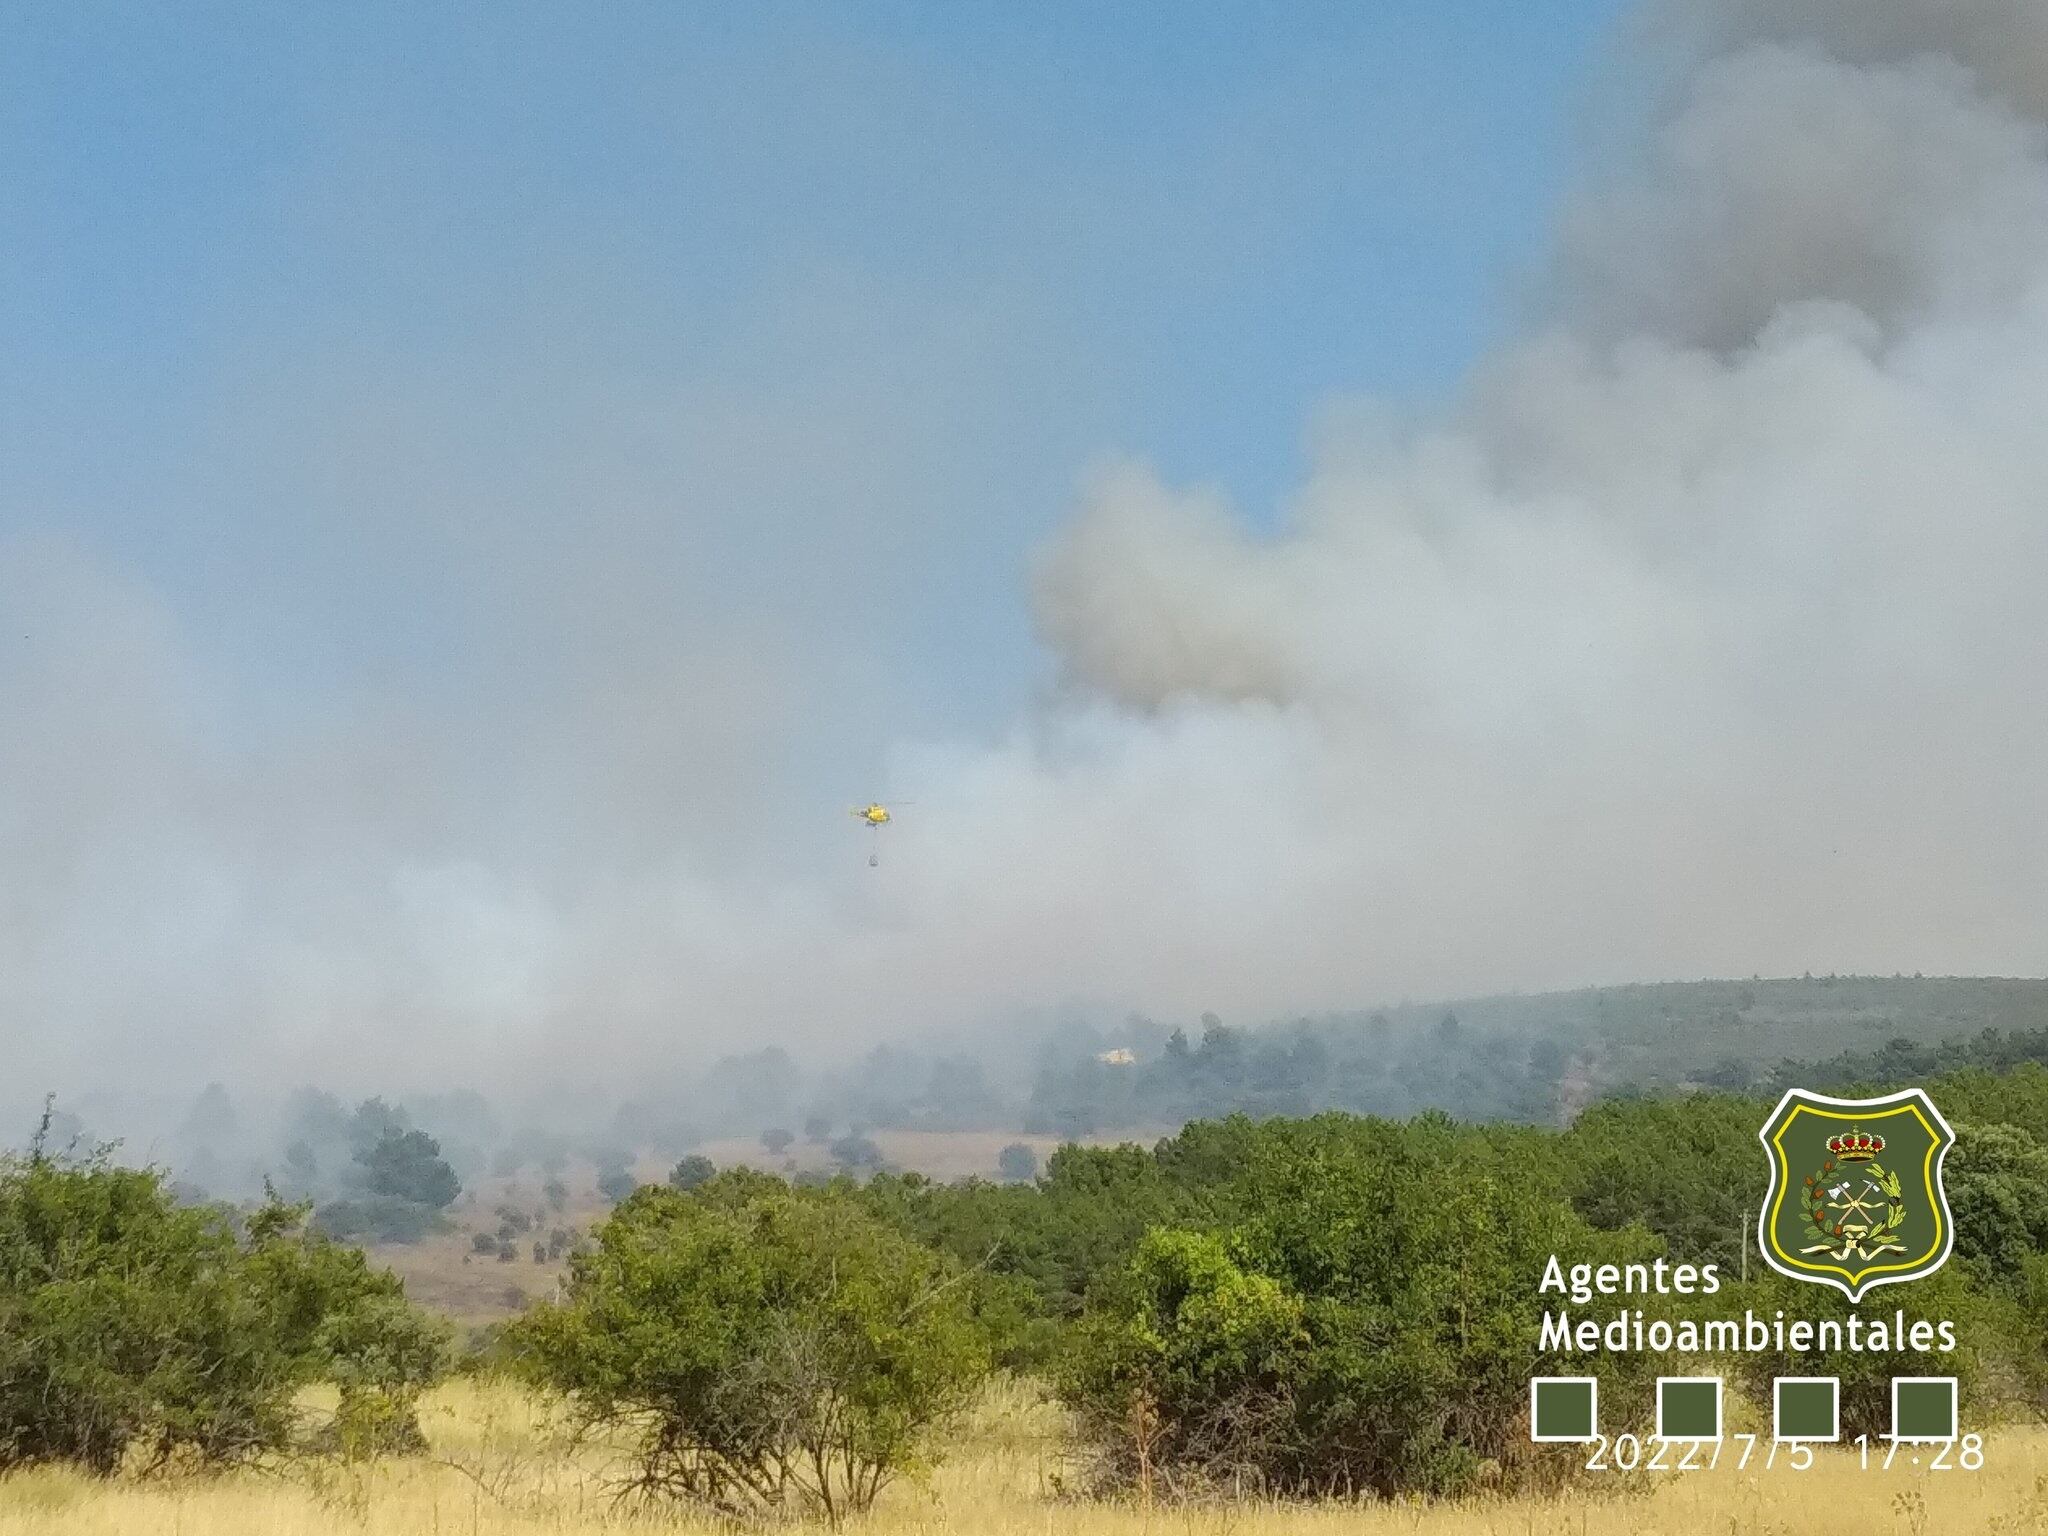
[1827,1129,1885,1161]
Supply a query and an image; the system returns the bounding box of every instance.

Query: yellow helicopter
[849,802,910,866]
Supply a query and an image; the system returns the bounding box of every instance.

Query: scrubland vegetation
[0,1111,448,1474]
[14,1002,2048,1531]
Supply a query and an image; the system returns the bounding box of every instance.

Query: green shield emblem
[1757,1088,1955,1302]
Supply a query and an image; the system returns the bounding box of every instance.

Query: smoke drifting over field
[7,0,2048,1100]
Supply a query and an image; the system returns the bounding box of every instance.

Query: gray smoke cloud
[7,0,2048,1104]
[1027,0,2048,995]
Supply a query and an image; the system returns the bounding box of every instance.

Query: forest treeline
[1755,1021,2048,1096]
[1024,976,2048,1133]
[55,979,2048,1216]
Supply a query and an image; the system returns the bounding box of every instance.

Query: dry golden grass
[5,1376,2048,1535]
[363,1168,616,1327]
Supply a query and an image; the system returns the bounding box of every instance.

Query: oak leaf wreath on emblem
[1798,1157,1908,1261]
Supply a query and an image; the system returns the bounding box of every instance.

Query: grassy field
[362,1170,610,1327]
[5,1377,2047,1535]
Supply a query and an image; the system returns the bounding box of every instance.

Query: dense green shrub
[0,1133,445,1474]
[1563,1094,1760,1271]
[1721,1266,2009,1440]
[1057,1114,1662,1498]
[507,1181,988,1523]
[837,1069,2048,1500]
[1946,1121,2048,1288]
[1061,1227,1307,1491]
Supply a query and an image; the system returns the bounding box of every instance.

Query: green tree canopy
[1059,1113,1661,1498]
[508,1182,988,1523]
[0,1131,444,1474]
[665,1154,715,1192]
[356,1128,459,1209]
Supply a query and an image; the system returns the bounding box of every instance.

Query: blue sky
[1,0,1626,758]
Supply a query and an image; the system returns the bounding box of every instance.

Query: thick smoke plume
[7,0,2048,1102]
[1028,0,2048,999]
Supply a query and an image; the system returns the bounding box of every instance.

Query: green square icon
[1892,1377,1957,1443]
[1530,1377,1597,1443]
[1656,1377,1722,1441]
[1774,1377,1839,1442]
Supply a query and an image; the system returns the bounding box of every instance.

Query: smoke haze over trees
[22,975,2048,1215]
[7,0,2048,1097]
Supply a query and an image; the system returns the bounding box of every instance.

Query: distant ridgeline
[1023,976,2048,1134]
